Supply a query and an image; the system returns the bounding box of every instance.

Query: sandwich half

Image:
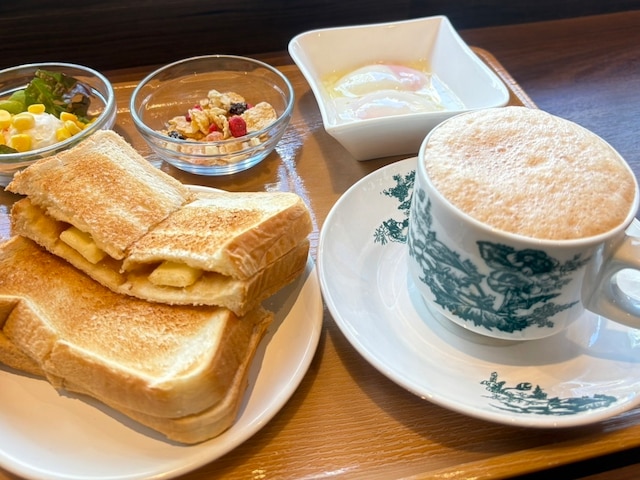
[0,236,272,443]
[6,130,196,260]
[11,190,312,315]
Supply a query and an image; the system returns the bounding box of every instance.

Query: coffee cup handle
[585,234,640,327]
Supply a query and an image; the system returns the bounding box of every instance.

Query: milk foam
[423,107,636,240]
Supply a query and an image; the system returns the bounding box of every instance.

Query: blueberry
[168,131,185,140]
[229,102,248,115]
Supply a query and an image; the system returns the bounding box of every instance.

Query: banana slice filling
[59,226,106,265]
[59,227,203,288]
[148,261,203,288]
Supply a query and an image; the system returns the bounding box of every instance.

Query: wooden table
[1,10,640,480]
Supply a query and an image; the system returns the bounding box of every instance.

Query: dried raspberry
[228,116,247,137]
[208,123,219,133]
[205,131,224,142]
[185,105,202,122]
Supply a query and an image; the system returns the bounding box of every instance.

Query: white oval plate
[318,157,640,428]
[0,186,323,480]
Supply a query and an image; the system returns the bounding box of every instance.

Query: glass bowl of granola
[0,62,116,186]
[130,55,295,176]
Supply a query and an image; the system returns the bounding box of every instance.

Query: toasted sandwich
[0,236,272,443]
[11,191,311,315]
[7,130,313,315]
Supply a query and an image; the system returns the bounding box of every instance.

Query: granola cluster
[163,89,277,144]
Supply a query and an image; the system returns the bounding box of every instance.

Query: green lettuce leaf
[23,69,92,121]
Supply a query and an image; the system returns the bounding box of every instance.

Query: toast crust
[0,300,44,377]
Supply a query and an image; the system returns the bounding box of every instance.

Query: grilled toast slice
[6,130,196,260]
[0,236,272,423]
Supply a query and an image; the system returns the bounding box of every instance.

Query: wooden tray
[2,48,639,480]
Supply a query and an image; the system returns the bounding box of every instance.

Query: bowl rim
[289,13,450,40]
[0,61,116,161]
[129,54,295,153]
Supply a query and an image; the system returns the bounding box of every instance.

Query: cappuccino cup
[407,106,640,340]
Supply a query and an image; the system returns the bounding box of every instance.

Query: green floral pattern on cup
[408,186,590,334]
[373,168,592,335]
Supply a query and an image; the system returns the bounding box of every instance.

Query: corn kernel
[56,127,72,142]
[9,134,31,152]
[12,112,35,131]
[60,112,78,122]
[0,109,11,129]
[64,120,81,136]
[27,103,46,114]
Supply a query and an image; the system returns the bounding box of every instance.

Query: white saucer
[0,190,323,479]
[318,156,640,428]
